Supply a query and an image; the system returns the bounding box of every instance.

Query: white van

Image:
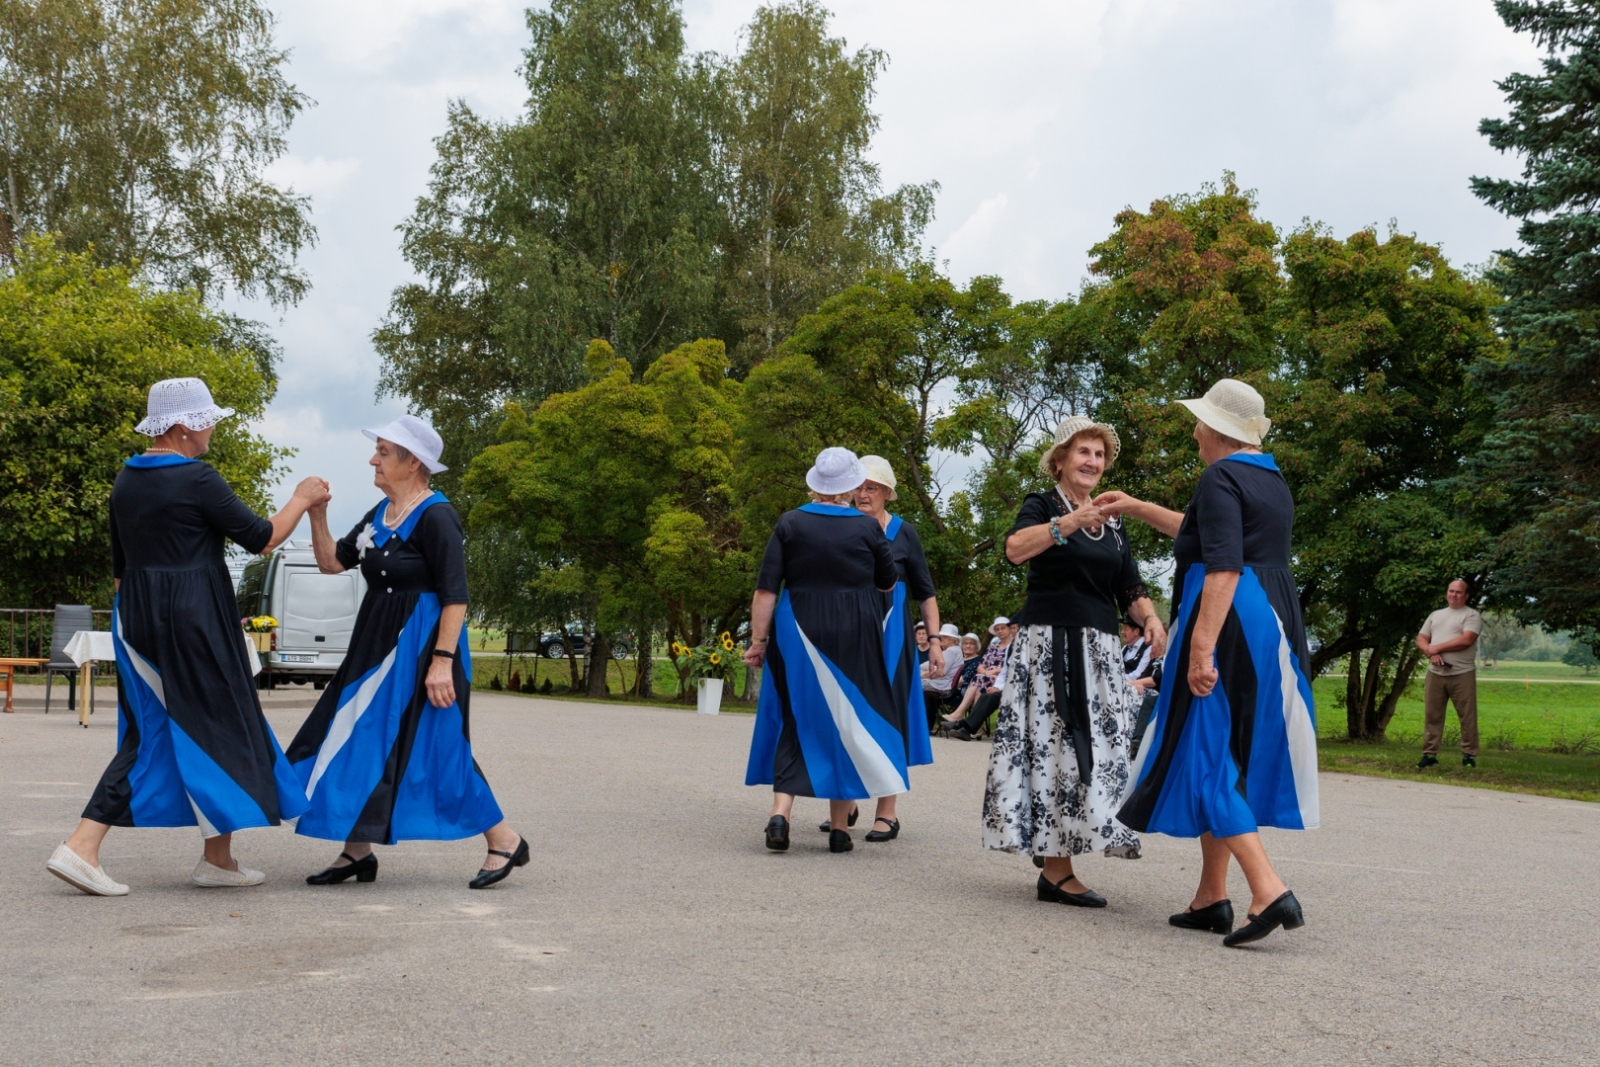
[235,540,366,688]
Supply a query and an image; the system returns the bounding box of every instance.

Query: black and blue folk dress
[1118,453,1320,839]
[286,494,503,844]
[883,514,935,769]
[85,454,306,835]
[745,504,908,800]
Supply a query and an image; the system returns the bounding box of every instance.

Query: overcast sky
[239,0,1544,536]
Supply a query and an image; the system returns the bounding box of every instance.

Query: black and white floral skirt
[982,625,1141,858]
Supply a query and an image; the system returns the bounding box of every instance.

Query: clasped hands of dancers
[49,376,1314,947]
[743,379,1317,948]
[46,378,526,897]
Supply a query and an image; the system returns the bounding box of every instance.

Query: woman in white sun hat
[48,378,330,897]
[982,415,1164,910]
[286,414,528,890]
[814,454,941,844]
[1099,378,1316,947]
[742,447,898,854]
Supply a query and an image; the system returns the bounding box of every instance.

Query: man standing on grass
[1416,579,1483,769]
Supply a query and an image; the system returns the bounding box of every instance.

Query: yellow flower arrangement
[242,615,279,633]
[673,632,744,685]
[709,652,721,665]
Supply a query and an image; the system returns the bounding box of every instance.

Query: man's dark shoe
[1462,755,1477,768]
[1416,754,1439,769]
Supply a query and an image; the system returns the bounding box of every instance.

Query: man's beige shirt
[1420,605,1483,676]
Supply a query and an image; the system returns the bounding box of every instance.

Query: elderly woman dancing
[287,415,527,889]
[743,447,900,854]
[983,416,1166,908]
[815,454,942,843]
[1101,379,1316,946]
[47,379,328,896]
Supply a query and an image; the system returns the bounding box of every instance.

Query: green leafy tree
[1562,627,1599,673]
[1471,0,1600,638]
[0,236,287,606]
[0,0,315,305]
[719,0,934,367]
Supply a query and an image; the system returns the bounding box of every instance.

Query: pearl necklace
[383,486,431,529]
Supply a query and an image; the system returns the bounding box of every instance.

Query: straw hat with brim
[1177,378,1271,446]
[1039,415,1121,477]
[858,454,898,500]
[806,446,866,496]
[135,377,235,436]
[364,413,449,474]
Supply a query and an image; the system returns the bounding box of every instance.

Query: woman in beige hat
[1099,379,1316,946]
[982,416,1165,908]
[815,454,942,843]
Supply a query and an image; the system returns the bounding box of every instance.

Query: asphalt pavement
[2,686,1596,1067]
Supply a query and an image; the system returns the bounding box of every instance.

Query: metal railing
[1,608,115,674]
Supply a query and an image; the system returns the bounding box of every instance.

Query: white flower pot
[697,677,724,715]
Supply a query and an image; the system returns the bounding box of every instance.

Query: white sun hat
[989,615,1011,635]
[962,632,981,644]
[1039,415,1121,476]
[805,446,866,496]
[134,378,235,436]
[1177,378,1272,446]
[364,413,449,474]
[858,454,899,500]
[938,623,960,639]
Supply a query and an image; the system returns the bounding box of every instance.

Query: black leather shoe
[765,815,790,851]
[1036,873,1106,908]
[1417,753,1439,769]
[306,852,377,885]
[1462,754,1477,768]
[1222,891,1304,947]
[1169,898,1234,934]
[468,836,529,890]
[949,725,975,741]
[864,817,899,842]
[817,806,859,833]
[829,829,853,853]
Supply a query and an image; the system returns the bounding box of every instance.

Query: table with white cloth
[63,631,115,728]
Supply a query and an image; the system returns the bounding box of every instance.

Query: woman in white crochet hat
[286,414,528,890]
[742,447,899,854]
[48,378,331,897]
[814,454,942,844]
[1099,378,1316,947]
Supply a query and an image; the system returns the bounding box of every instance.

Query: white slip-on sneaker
[46,843,130,896]
[192,858,266,887]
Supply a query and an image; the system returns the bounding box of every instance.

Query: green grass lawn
[1476,658,1600,682]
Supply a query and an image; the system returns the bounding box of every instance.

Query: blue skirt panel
[1118,564,1319,838]
[885,581,934,768]
[289,592,503,844]
[746,589,911,800]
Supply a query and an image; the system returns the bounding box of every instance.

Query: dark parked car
[515,625,632,660]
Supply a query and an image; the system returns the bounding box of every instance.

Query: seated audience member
[942,617,1018,739]
[914,621,930,666]
[1121,613,1157,690]
[920,623,964,727]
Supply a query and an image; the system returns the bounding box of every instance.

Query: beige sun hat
[1177,378,1272,446]
[1039,415,1121,477]
[858,454,898,500]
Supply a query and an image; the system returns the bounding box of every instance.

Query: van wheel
[313,680,326,690]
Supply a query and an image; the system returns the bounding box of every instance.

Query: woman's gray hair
[391,443,431,481]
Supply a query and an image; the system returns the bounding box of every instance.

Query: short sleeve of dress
[334,506,377,572]
[1195,468,1245,573]
[1005,493,1056,565]
[900,524,937,601]
[756,520,787,593]
[416,504,470,605]
[196,464,273,554]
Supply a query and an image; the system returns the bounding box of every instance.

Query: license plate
[278,654,315,664]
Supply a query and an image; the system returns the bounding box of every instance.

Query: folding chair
[43,605,95,714]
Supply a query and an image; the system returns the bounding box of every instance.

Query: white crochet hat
[805,446,866,497]
[858,454,899,500]
[1178,378,1272,446]
[364,414,448,474]
[1040,415,1121,476]
[134,378,235,436]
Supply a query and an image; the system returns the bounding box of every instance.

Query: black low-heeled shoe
[817,806,860,833]
[949,725,975,741]
[765,815,790,851]
[1032,855,1046,869]
[829,829,853,853]
[1169,898,1234,934]
[864,817,899,842]
[1221,891,1304,947]
[306,852,378,885]
[1036,873,1107,908]
[468,836,529,890]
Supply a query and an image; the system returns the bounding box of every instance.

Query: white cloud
[267,154,361,202]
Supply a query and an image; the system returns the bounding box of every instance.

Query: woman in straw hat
[47,378,329,896]
[287,415,527,890]
[743,447,899,854]
[1099,379,1316,946]
[983,416,1165,908]
[814,454,941,844]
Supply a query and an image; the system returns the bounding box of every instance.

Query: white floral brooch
[355,523,376,560]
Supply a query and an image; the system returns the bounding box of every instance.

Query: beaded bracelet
[1049,516,1070,546]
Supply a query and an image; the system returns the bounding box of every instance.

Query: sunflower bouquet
[671,631,744,684]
